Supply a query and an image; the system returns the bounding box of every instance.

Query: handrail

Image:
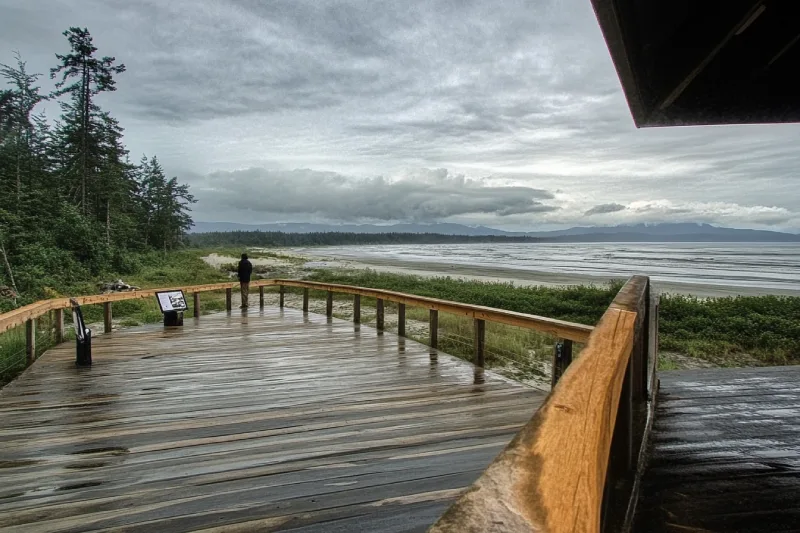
[273,280,593,343]
[0,279,593,342]
[428,275,655,533]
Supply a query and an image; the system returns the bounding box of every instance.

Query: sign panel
[155,290,188,313]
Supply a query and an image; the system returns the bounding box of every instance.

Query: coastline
[294,251,800,298]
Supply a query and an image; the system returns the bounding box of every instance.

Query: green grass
[305,268,800,368]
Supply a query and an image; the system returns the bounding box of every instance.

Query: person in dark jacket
[237,253,253,308]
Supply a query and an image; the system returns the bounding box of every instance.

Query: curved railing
[429,275,658,533]
[0,279,593,368]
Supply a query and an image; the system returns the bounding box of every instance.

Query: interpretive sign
[156,290,188,313]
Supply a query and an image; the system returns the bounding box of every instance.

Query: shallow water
[309,242,800,292]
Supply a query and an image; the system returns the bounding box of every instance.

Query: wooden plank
[398,303,406,337]
[550,339,573,388]
[0,278,592,341]
[259,286,265,309]
[430,310,439,349]
[376,299,385,331]
[473,319,485,368]
[279,285,285,308]
[326,291,333,317]
[54,308,64,344]
[193,292,200,319]
[103,302,112,334]
[430,308,636,532]
[25,319,35,364]
[275,279,593,343]
[634,367,800,533]
[0,308,545,532]
[225,288,232,312]
[302,288,309,312]
[353,295,361,324]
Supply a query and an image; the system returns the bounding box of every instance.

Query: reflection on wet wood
[0,307,545,532]
[634,367,800,533]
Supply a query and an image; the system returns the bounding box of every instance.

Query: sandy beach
[299,253,800,298]
[204,249,800,298]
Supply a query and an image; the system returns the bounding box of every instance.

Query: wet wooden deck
[634,366,800,533]
[0,307,545,532]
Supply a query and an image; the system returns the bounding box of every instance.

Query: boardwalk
[0,307,544,532]
[634,367,800,533]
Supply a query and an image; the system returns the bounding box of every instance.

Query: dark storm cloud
[195,167,558,222]
[2,0,800,230]
[585,203,625,216]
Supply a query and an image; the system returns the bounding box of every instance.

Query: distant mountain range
[190,221,800,242]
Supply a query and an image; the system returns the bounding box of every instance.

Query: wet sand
[297,252,800,298]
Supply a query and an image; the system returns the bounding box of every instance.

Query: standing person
[237,253,253,309]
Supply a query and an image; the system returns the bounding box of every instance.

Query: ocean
[305,242,800,294]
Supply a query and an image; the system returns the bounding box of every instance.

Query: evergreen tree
[0,32,194,304]
[50,27,125,215]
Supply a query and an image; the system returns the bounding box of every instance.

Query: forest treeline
[187,231,543,247]
[0,28,195,302]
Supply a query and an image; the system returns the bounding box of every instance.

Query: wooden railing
[0,279,593,368]
[428,275,658,533]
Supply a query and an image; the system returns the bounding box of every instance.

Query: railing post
[54,308,64,343]
[193,292,200,318]
[279,285,285,308]
[397,303,406,337]
[474,318,486,367]
[303,288,309,313]
[326,291,333,317]
[103,302,112,334]
[225,288,232,311]
[259,286,265,309]
[376,299,384,330]
[551,339,573,388]
[429,309,438,348]
[353,294,361,324]
[26,319,35,363]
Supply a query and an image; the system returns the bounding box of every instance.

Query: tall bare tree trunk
[81,65,89,215]
[106,198,111,245]
[15,125,22,211]
[0,241,18,306]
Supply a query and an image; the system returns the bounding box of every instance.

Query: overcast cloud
[2,0,800,231]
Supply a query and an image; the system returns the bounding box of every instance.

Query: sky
[2,0,799,231]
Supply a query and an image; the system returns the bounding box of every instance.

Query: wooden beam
[353,294,361,324]
[474,319,485,368]
[225,288,232,312]
[430,279,643,533]
[193,292,200,319]
[657,2,767,112]
[103,302,112,334]
[0,277,593,341]
[430,310,439,349]
[551,339,573,389]
[303,288,309,313]
[54,308,64,344]
[273,279,592,343]
[326,291,333,318]
[279,285,285,308]
[376,299,384,331]
[25,319,35,363]
[259,286,265,309]
[398,303,406,337]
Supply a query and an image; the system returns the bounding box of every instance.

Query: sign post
[155,290,188,327]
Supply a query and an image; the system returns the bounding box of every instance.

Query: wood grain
[0,307,545,532]
[1,279,593,342]
[634,367,800,533]
[429,285,640,533]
